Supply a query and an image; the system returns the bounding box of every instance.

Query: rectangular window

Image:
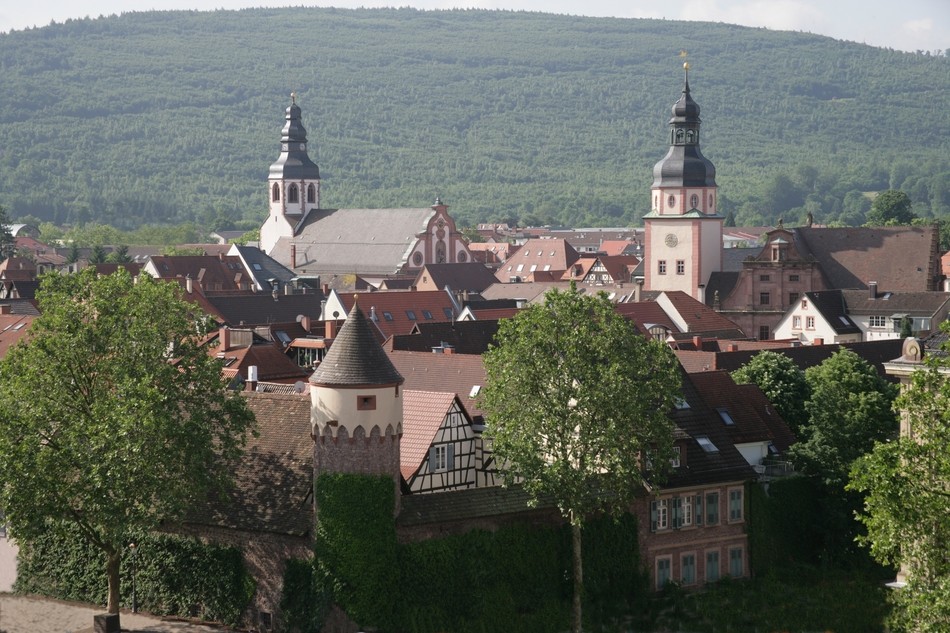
[792,316,802,329]
[357,395,377,411]
[705,491,720,525]
[801,299,808,309]
[658,260,667,275]
[789,274,800,282]
[806,316,815,329]
[759,325,770,341]
[789,292,799,305]
[422,310,433,320]
[706,550,720,582]
[681,554,696,585]
[671,446,681,468]
[681,494,693,527]
[676,260,685,275]
[652,498,669,530]
[429,444,454,472]
[656,557,672,589]
[382,311,394,321]
[406,310,417,320]
[759,292,770,305]
[729,547,744,578]
[869,315,886,328]
[729,488,744,521]
[759,274,770,282]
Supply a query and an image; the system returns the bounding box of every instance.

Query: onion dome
[269,93,320,181]
[651,64,717,188]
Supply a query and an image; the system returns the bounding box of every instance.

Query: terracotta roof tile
[401,390,459,480]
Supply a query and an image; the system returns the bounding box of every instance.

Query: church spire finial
[290,91,297,105]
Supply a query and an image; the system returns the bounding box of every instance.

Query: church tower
[309,300,404,511]
[260,93,321,256]
[643,62,722,300]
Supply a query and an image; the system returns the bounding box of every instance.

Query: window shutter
[446,444,455,470]
[672,497,682,529]
[428,447,436,472]
[650,501,658,532]
[695,495,703,525]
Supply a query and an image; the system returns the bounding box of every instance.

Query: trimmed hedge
[14,525,254,626]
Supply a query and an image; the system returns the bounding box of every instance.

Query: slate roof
[675,338,905,381]
[388,350,487,421]
[229,244,297,291]
[193,392,314,536]
[688,371,796,454]
[398,483,557,527]
[841,289,950,317]
[205,292,325,328]
[795,225,941,291]
[401,390,461,480]
[665,367,757,489]
[806,290,862,335]
[0,299,39,316]
[415,263,500,293]
[385,319,501,355]
[310,302,404,387]
[272,207,438,277]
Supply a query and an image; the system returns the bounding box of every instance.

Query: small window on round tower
[357,395,377,411]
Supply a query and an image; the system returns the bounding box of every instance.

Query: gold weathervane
[291,91,297,104]
[679,50,690,71]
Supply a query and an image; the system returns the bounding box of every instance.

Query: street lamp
[128,542,137,614]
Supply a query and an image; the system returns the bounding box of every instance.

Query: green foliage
[849,324,950,632]
[0,268,256,611]
[0,9,946,231]
[482,286,680,518]
[314,473,398,629]
[731,350,810,435]
[792,349,898,489]
[866,189,916,225]
[14,524,254,626]
[0,206,15,260]
[279,558,330,633]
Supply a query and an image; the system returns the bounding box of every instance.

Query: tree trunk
[571,513,583,633]
[106,548,121,616]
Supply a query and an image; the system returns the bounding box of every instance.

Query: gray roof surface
[807,290,862,335]
[230,245,297,290]
[272,207,437,276]
[310,302,404,386]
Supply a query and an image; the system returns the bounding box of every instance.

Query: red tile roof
[401,390,459,480]
[388,350,487,421]
[337,290,459,340]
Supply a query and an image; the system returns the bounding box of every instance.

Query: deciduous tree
[481,285,679,633]
[850,330,950,632]
[866,189,916,226]
[0,269,255,618]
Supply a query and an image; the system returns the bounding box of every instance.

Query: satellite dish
[294,381,306,394]
[332,311,340,318]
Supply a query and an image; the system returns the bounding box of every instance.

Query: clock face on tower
[665,233,678,248]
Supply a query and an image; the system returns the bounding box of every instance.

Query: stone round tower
[309,300,404,509]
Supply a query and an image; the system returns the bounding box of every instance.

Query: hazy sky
[1,0,947,54]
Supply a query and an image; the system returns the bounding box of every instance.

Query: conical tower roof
[310,301,404,387]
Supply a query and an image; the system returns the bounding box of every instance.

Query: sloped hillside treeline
[0,8,946,231]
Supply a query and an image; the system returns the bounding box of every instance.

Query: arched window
[288,183,299,203]
[307,184,316,204]
[272,183,280,202]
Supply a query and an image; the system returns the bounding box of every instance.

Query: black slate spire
[651,63,717,189]
[269,92,320,181]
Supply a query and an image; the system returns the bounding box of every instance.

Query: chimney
[301,315,311,332]
[692,335,703,350]
[186,276,193,294]
[325,319,337,340]
[0,305,10,315]
[291,243,297,270]
[443,344,455,355]
[285,282,292,295]
[813,337,824,346]
[220,326,230,352]
[869,281,878,299]
[727,343,738,352]
[246,365,258,392]
[322,283,330,295]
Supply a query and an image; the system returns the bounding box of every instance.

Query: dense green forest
[0,7,947,234]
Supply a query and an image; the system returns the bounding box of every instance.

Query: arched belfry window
[272,183,280,202]
[288,183,299,204]
[307,184,316,204]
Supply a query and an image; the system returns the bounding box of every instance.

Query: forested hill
[0,7,947,233]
